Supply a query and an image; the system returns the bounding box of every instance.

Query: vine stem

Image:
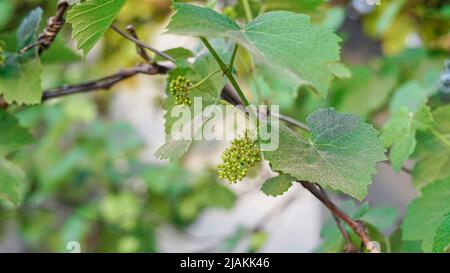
[299,181,372,251]
[110,24,175,64]
[190,69,222,89]
[42,63,170,100]
[242,0,253,22]
[200,37,250,107]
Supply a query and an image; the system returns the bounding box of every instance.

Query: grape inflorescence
[169,75,193,106]
[218,130,261,184]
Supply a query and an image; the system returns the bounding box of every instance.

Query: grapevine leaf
[153,47,194,63]
[432,212,450,253]
[381,106,434,172]
[0,160,25,205]
[0,109,33,157]
[389,81,434,113]
[328,62,352,79]
[155,52,226,161]
[167,2,341,97]
[412,105,450,188]
[402,178,450,252]
[166,3,240,38]
[264,108,386,200]
[67,0,126,56]
[332,65,397,117]
[389,229,422,253]
[0,8,43,105]
[41,37,81,64]
[261,174,295,197]
[17,7,42,50]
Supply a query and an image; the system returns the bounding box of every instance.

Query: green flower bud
[217,130,261,183]
[169,75,193,106]
[223,7,237,19]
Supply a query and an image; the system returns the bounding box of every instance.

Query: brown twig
[110,24,175,64]
[317,184,359,253]
[299,181,372,251]
[42,63,170,101]
[126,25,153,64]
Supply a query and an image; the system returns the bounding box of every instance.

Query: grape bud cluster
[169,75,193,106]
[439,60,450,94]
[218,130,261,183]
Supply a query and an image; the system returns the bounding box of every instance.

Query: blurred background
[0,0,448,252]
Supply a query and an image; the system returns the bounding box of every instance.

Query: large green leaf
[402,178,450,252]
[412,105,450,188]
[167,2,341,97]
[381,106,433,172]
[0,109,33,157]
[261,174,295,197]
[0,8,43,105]
[263,108,386,200]
[67,0,126,56]
[432,212,450,253]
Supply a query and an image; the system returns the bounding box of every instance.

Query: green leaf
[389,229,422,253]
[155,52,226,161]
[381,106,434,172]
[167,3,341,97]
[432,212,450,253]
[17,8,43,50]
[389,81,433,113]
[264,108,386,200]
[332,65,397,117]
[402,178,450,252]
[359,207,398,232]
[328,62,352,79]
[0,109,33,157]
[0,8,43,105]
[153,47,194,63]
[67,0,126,56]
[41,37,81,64]
[261,174,295,197]
[167,3,240,37]
[412,105,450,188]
[0,160,24,205]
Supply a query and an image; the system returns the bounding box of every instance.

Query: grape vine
[0,0,449,253]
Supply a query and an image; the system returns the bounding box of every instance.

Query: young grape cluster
[217,130,261,184]
[439,60,450,94]
[169,75,193,106]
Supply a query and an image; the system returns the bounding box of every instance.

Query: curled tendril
[217,130,261,183]
[169,75,193,106]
